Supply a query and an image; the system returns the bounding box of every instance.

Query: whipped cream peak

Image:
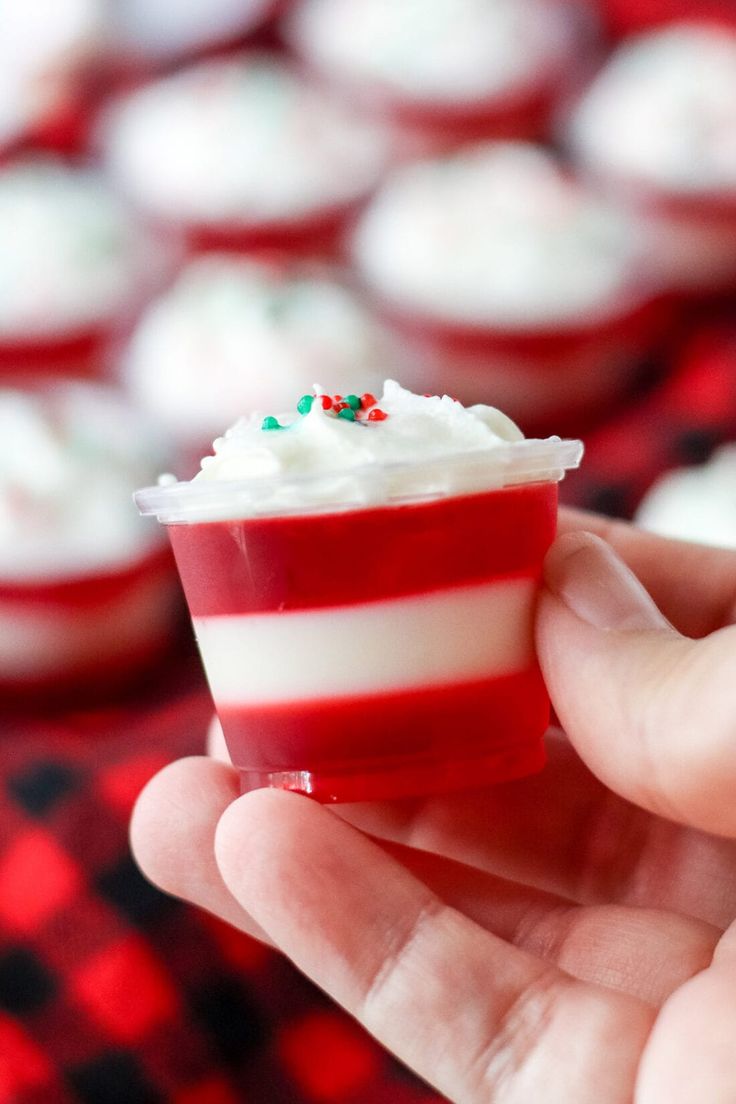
[136,382,582,522]
[570,23,736,194]
[636,444,736,549]
[353,142,649,327]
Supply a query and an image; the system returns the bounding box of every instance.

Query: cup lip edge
[134,437,584,523]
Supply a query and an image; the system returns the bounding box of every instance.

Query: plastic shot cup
[136,433,582,802]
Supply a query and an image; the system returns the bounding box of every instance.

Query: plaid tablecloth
[2,318,736,1104]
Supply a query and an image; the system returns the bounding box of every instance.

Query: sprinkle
[345,394,361,410]
[261,416,283,430]
[368,408,388,422]
[297,394,314,415]
[337,407,356,421]
[317,395,333,410]
[333,394,343,403]
[361,392,377,408]
[333,401,350,412]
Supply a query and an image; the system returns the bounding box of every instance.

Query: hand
[131,510,736,1103]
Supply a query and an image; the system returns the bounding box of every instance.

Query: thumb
[536,531,736,837]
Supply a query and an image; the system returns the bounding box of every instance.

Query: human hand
[131,510,736,1103]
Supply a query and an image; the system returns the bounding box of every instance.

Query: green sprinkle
[297,394,314,415]
[261,416,282,430]
[337,407,356,421]
[345,394,361,410]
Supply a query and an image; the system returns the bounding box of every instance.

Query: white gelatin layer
[194,576,535,705]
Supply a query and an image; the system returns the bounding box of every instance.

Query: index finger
[557,508,736,638]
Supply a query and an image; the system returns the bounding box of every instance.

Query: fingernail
[544,531,672,632]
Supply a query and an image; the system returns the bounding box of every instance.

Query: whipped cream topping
[0,384,169,578]
[0,0,103,146]
[569,24,736,194]
[136,381,582,521]
[0,160,143,339]
[111,0,273,59]
[352,143,648,327]
[286,0,578,105]
[635,445,736,549]
[124,256,393,446]
[103,54,392,225]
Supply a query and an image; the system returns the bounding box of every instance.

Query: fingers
[537,531,736,837]
[215,789,655,1104]
[131,756,717,1006]
[388,842,718,1007]
[557,508,736,637]
[339,731,736,930]
[129,755,271,944]
[636,920,736,1103]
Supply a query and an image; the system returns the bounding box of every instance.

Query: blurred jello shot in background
[0,0,105,156]
[0,159,151,376]
[108,0,281,70]
[284,0,595,153]
[0,382,181,702]
[352,143,665,434]
[122,254,398,474]
[635,443,736,550]
[136,382,582,803]
[568,23,736,293]
[101,52,393,256]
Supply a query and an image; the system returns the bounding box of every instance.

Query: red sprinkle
[361,392,377,409]
[367,408,388,421]
[318,395,333,410]
[333,394,343,402]
[333,401,350,412]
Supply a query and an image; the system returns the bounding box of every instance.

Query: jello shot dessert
[102,52,393,256]
[0,382,181,701]
[568,23,736,293]
[0,0,105,156]
[636,444,736,550]
[136,381,582,803]
[108,0,280,69]
[0,159,151,376]
[352,143,664,433]
[285,0,595,152]
[122,254,396,475]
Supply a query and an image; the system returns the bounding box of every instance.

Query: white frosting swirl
[0,384,168,578]
[286,0,579,105]
[111,0,274,60]
[636,445,736,549]
[124,256,393,446]
[0,160,143,339]
[0,0,103,147]
[135,381,583,522]
[569,24,736,194]
[103,53,392,225]
[352,143,648,327]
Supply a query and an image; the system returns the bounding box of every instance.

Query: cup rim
[135,436,583,523]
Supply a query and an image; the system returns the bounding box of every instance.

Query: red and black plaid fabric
[3,318,736,1104]
[0,654,442,1104]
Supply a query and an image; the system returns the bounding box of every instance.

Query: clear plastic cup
[136,438,582,802]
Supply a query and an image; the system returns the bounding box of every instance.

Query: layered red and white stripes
[169,482,558,801]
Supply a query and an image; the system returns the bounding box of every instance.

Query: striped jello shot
[136,382,581,803]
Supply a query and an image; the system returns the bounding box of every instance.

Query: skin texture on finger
[538,532,736,837]
[557,508,736,638]
[215,789,655,1104]
[132,756,718,1006]
[130,755,272,944]
[636,919,736,1103]
[338,731,736,930]
[386,842,719,1007]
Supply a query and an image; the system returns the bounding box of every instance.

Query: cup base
[236,740,546,804]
